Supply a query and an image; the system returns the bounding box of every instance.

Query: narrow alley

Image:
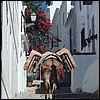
[1,1,99,99]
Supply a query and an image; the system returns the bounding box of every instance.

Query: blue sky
[40,1,48,11]
[39,1,71,22]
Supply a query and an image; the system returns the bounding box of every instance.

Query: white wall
[82,58,99,93]
[1,80,8,99]
[58,1,67,49]
[71,54,97,92]
[51,1,68,51]
[51,8,60,51]
[74,1,87,52]
[82,1,99,93]
[70,1,99,93]
[65,8,76,53]
[89,1,99,57]
[1,1,27,99]
[17,2,27,94]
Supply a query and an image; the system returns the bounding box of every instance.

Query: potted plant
[27,74,34,87]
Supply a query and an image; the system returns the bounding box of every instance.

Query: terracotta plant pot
[27,82,32,87]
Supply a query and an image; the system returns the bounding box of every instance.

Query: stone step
[55,92,91,99]
[35,87,71,94]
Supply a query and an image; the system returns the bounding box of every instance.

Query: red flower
[29,44,34,49]
[39,45,44,49]
[44,48,48,52]
[49,36,53,41]
[28,35,32,38]
[36,9,52,34]
[32,47,34,50]
[35,48,39,51]
[43,36,46,38]
[36,41,39,45]
[24,7,53,53]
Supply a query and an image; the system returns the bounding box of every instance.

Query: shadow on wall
[82,59,99,93]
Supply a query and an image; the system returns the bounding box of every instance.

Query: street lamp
[31,12,37,22]
[25,11,37,28]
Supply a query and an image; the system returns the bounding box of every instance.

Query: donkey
[42,59,61,99]
[24,48,77,99]
[40,54,64,99]
[33,51,63,99]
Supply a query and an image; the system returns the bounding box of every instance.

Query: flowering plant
[23,1,61,53]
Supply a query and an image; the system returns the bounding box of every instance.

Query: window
[83,1,93,5]
[63,13,64,25]
[91,16,95,52]
[69,28,72,54]
[73,32,77,50]
[79,1,82,11]
[81,27,85,51]
[56,25,59,46]
[88,29,91,52]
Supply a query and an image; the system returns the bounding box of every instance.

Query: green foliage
[27,75,34,82]
[22,1,61,53]
[23,1,44,11]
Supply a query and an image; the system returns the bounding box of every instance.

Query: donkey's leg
[52,90,56,99]
[48,86,51,99]
[52,83,57,99]
[45,91,47,99]
[47,80,51,99]
[44,81,49,99]
[52,92,55,99]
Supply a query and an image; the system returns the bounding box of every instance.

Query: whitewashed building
[1,1,28,99]
[51,1,99,93]
[50,1,72,89]
[65,1,99,93]
[51,1,68,51]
